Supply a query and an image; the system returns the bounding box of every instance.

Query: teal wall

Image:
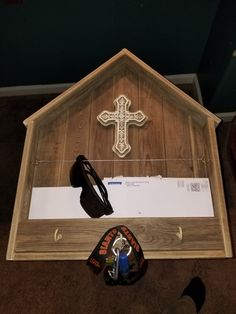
[0,1,219,85]
[210,56,236,111]
[1,1,235,113]
[198,0,236,112]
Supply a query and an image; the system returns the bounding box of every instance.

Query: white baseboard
[0,76,234,122]
[165,73,196,85]
[215,112,235,122]
[165,73,204,105]
[0,83,73,97]
[0,73,200,97]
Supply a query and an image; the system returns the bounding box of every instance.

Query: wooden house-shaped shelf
[7,49,232,260]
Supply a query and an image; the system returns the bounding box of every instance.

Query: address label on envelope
[28,177,214,219]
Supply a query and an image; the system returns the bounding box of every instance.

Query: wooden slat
[203,118,233,257]
[15,218,224,259]
[88,77,114,178]
[12,249,227,261]
[7,122,36,259]
[59,95,91,186]
[188,116,207,177]
[33,110,68,187]
[138,73,166,176]
[163,97,193,177]
[113,66,140,176]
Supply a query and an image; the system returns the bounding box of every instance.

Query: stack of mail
[29,177,214,219]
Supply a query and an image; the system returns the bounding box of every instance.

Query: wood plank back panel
[59,95,91,186]
[14,123,39,221]
[163,97,193,177]
[88,77,115,178]
[111,68,167,177]
[138,73,166,176]
[33,111,68,187]
[203,118,232,257]
[30,66,208,187]
[188,117,207,177]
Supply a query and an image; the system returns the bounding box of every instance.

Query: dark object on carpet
[181,277,205,312]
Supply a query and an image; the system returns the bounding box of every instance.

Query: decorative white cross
[97,94,148,158]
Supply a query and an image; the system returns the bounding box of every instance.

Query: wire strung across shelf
[33,156,209,165]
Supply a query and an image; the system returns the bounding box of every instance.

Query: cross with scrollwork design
[97,94,148,158]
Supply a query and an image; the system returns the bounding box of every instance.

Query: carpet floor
[0,95,235,314]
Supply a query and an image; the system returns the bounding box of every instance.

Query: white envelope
[29,177,214,219]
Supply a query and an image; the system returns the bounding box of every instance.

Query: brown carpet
[0,95,235,314]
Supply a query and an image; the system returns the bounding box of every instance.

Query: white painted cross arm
[97,94,148,158]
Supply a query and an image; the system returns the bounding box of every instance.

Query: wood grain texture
[7,50,232,260]
[163,97,193,177]
[138,73,166,176]
[15,218,224,259]
[33,111,68,187]
[59,95,91,186]
[188,116,207,177]
[113,66,140,176]
[203,118,233,257]
[7,121,37,259]
[11,249,227,261]
[88,77,114,178]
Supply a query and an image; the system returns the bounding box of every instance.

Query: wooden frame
[7,49,232,260]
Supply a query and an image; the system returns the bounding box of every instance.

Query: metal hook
[176,226,183,241]
[54,228,63,242]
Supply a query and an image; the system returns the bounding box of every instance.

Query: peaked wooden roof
[24,48,220,127]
